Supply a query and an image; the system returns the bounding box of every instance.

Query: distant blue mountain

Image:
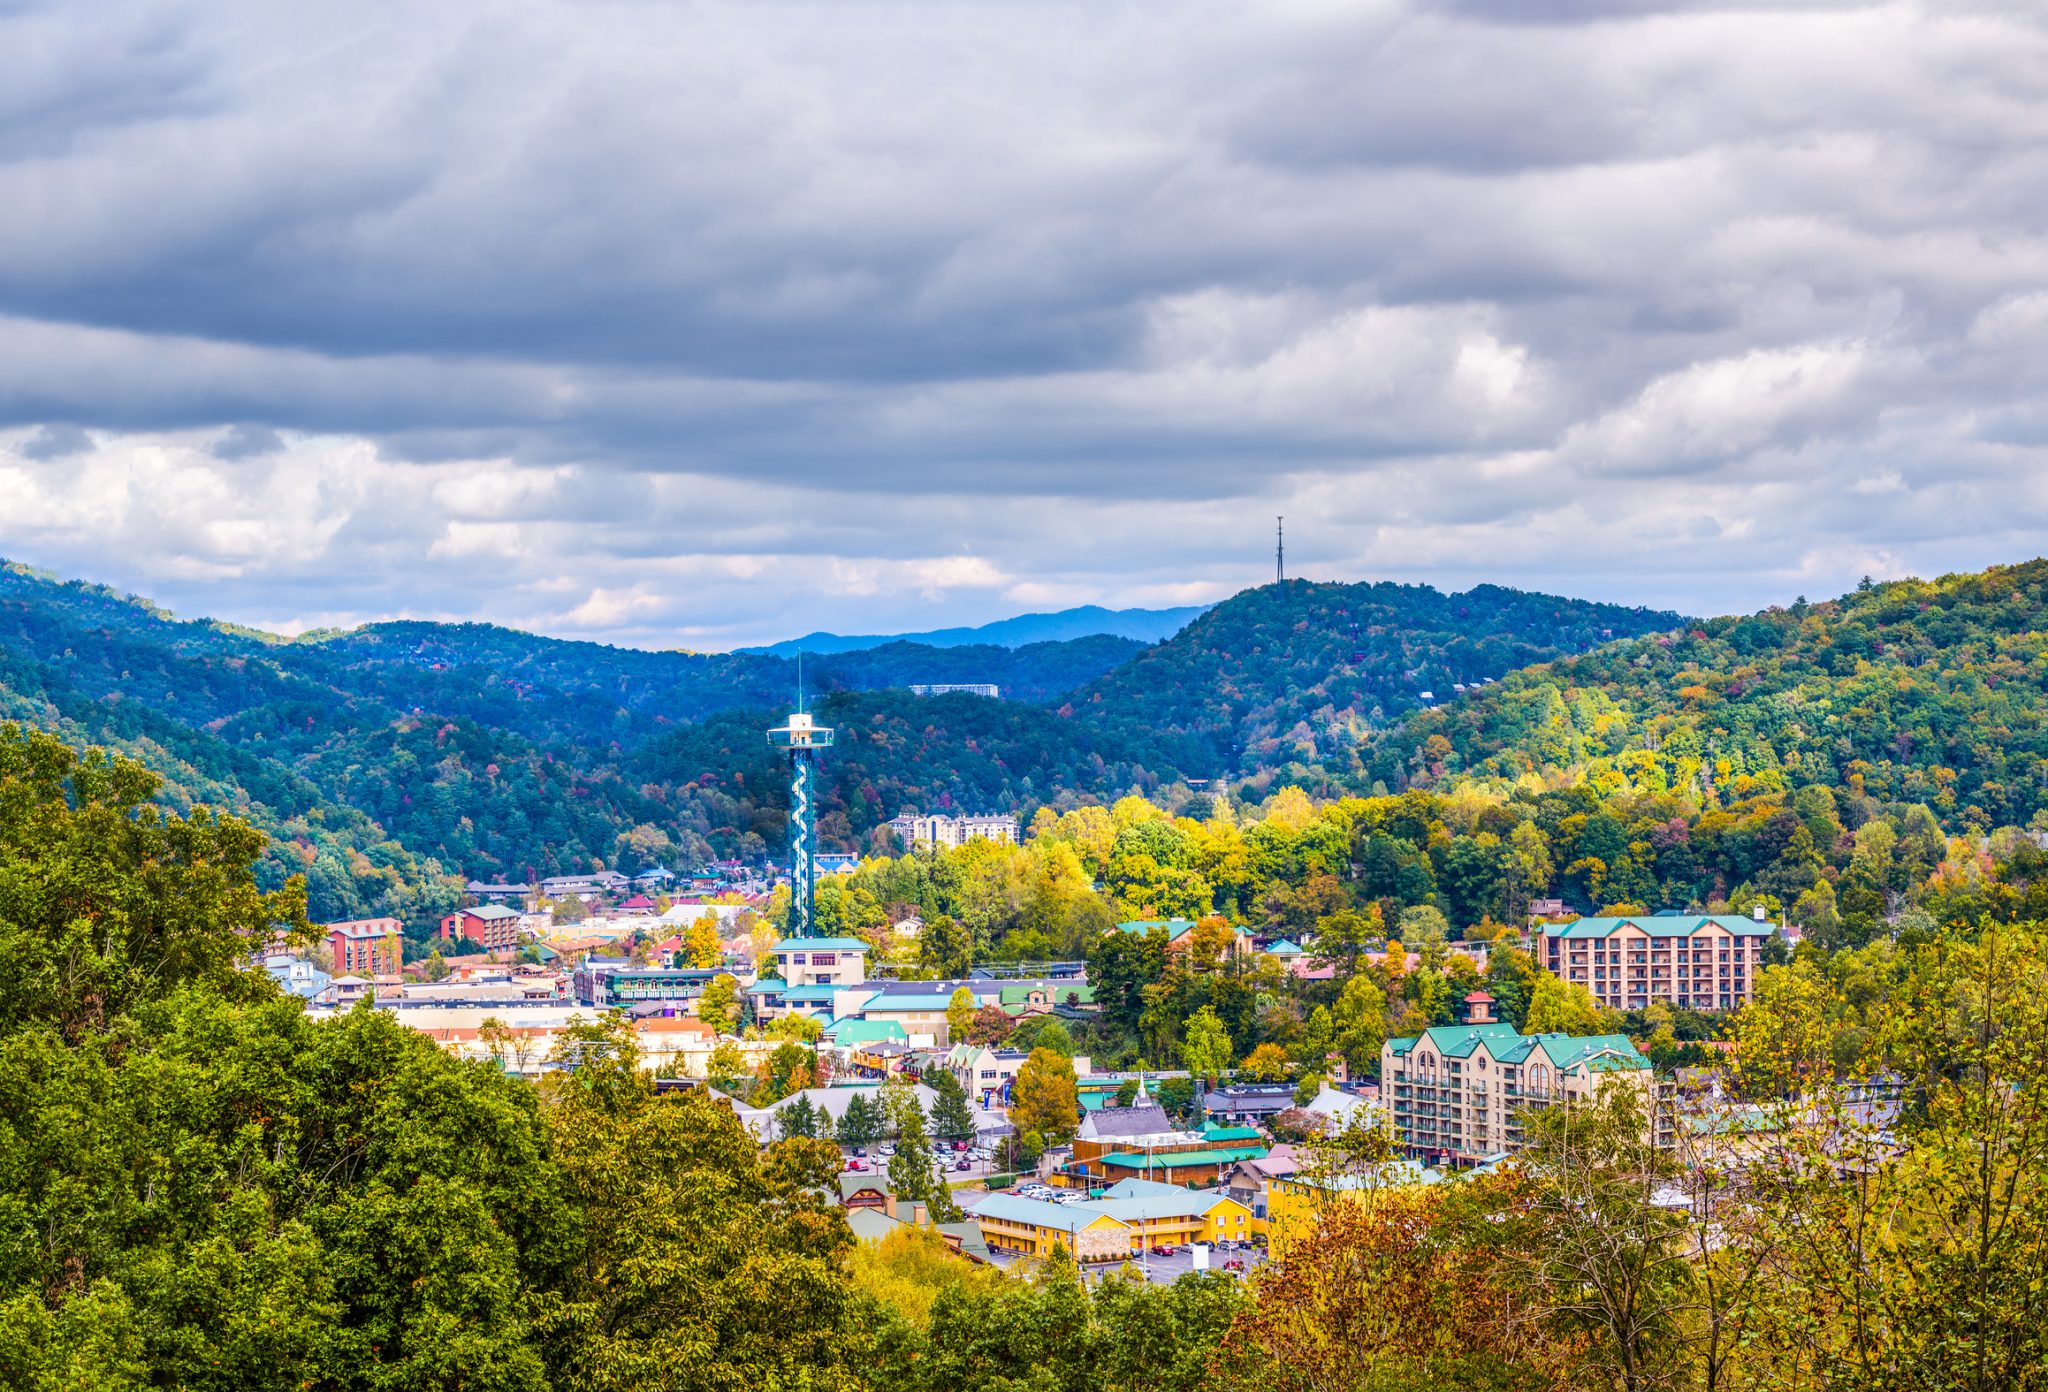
[745,603,1211,655]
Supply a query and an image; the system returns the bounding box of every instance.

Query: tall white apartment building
[887,812,1020,849]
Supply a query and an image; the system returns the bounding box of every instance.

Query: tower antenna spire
[1277,516,1285,585]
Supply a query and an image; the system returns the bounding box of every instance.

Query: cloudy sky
[2,0,2044,648]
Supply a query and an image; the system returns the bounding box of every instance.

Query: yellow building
[1265,1160,1446,1261]
[970,1180,1253,1261]
[972,1194,1134,1261]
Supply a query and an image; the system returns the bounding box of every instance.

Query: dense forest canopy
[1382,560,2048,830]
[0,561,1702,929]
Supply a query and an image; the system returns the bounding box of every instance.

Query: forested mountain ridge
[746,601,1208,654]
[1381,560,2048,830]
[20,556,2048,939]
[1071,580,1685,788]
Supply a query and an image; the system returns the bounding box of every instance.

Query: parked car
[851,1147,867,1158]
[951,1140,969,1152]
[879,1145,895,1157]
[954,1159,973,1171]
[1224,1259,1245,1272]
[1151,1245,1175,1257]
[845,1160,866,1172]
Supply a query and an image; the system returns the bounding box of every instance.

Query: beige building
[1383,992,1667,1164]
[1539,912,1777,1012]
[887,812,1019,849]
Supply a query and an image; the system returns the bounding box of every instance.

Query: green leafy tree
[696,972,740,1034]
[1181,1005,1235,1085]
[1523,973,1613,1037]
[945,986,976,1043]
[919,914,972,979]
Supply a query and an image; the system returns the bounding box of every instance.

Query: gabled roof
[464,904,523,921]
[1088,1191,1245,1222]
[1537,1034,1652,1072]
[1076,1104,1181,1141]
[749,977,788,995]
[971,1193,1129,1234]
[1387,1025,1650,1074]
[827,1019,910,1046]
[1385,1022,1525,1059]
[1542,913,1776,940]
[1264,938,1304,956]
[1114,918,1197,938]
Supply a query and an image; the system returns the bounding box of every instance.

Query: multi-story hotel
[1383,992,1665,1164]
[1539,911,1777,1012]
[886,812,1020,850]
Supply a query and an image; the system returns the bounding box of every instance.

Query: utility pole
[1276,516,1285,585]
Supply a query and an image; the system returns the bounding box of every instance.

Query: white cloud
[0,0,2041,643]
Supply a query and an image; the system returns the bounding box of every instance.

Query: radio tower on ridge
[766,654,834,937]
[1276,516,1285,584]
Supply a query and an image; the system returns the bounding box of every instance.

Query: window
[812,953,838,966]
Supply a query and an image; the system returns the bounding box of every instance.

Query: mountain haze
[746,603,1209,655]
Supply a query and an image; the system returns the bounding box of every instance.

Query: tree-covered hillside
[0,563,1146,921]
[1072,580,1683,788]
[1381,560,2048,831]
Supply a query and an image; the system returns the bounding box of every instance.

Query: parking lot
[838,1142,1006,1184]
[984,1244,1267,1286]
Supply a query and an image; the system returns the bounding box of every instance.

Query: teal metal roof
[1115,919,1196,937]
[1264,939,1304,956]
[749,976,788,995]
[1201,1123,1262,1142]
[1541,914,1775,940]
[774,937,871,952]
[1539,1034,1651,1072]
[1089,1192,1243,1222]
[828,1019,910,1046]
[1386,1026,1650,1074]
[1098,1145,1267,1169]
[865,993,959,1011]
[972,1194,1126,1233]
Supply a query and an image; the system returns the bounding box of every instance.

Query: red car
[844,1160,866,1172]
[954,1159,973,1171]
[951,1141,969,1152]
[1152,1245,1175,1257]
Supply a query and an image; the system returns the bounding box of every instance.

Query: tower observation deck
[766,709,835,936]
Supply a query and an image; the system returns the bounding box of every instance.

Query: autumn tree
[696,972,741,1033]
[685,910,722,968]
[1010,1047,1080,1146]
[1237,1041,1292,1083]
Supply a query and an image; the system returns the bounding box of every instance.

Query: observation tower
[766,703,835,936]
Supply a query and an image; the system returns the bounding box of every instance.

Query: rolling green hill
[1380,560,2048,830]
[37,555,2048,942]
[1070,580,1683,787]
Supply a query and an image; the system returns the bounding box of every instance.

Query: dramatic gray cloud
[0,0,2044,646]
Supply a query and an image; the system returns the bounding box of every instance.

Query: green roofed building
[1539,910,1777,1012]
[1383,990,1665,1165]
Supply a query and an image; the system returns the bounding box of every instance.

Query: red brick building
[327,918,403,977]
[437,904,523,953]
